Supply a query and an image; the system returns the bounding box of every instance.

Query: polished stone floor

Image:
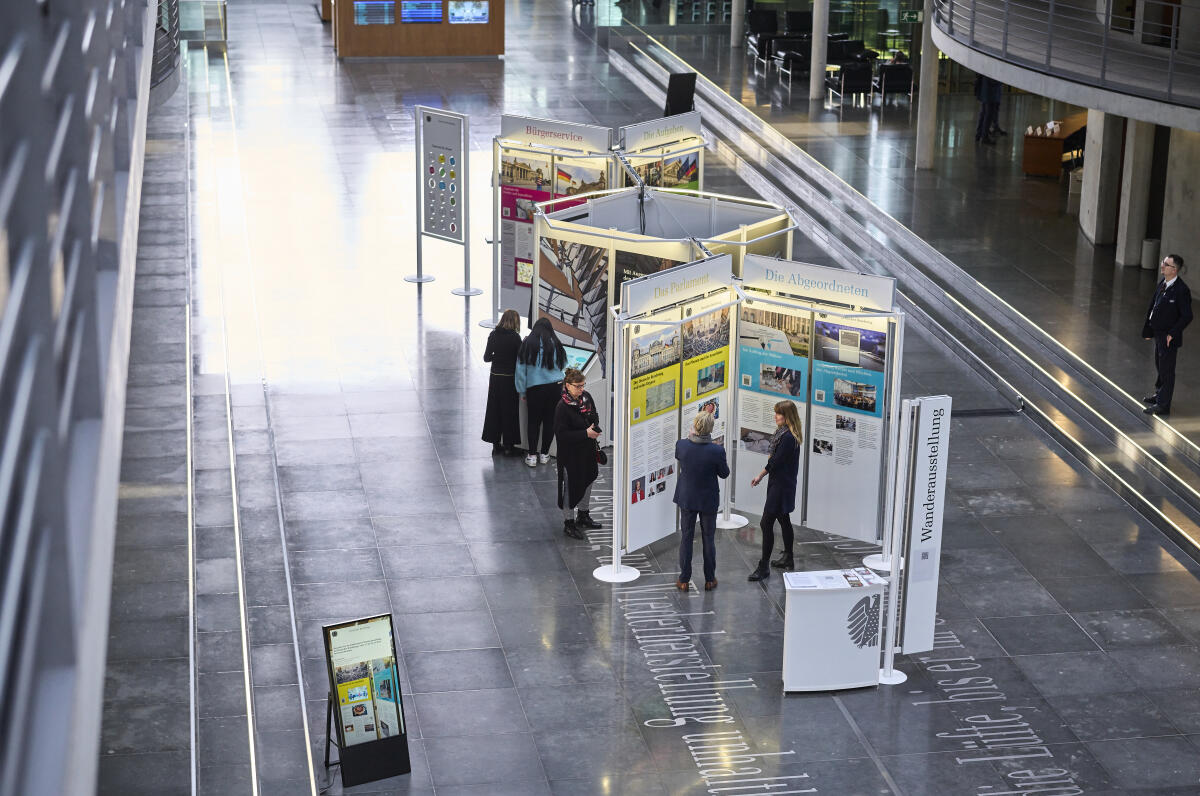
[99,0,1200,794]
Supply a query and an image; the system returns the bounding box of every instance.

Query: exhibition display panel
[617,111,705,192]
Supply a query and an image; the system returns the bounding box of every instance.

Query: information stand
[490,115,614,328]
[322,614,410,787]
[409,106,475,296]
[781,568,886,691]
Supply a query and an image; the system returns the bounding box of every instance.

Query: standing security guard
[1143,254,1192,417]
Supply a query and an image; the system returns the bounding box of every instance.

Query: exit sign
[900,10,923,22]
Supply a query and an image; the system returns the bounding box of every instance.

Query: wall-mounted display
[400,0,442,22]
[354,0,396,24]
[448,0,489,23]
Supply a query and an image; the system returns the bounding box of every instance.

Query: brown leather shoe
[704,580,718,591]
[675,580,689,591]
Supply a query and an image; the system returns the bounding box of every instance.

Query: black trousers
[1154,334,1179,409]
[759,512,794,566]
[679,509,717,583]
[975,101,997,140]
[525,382,559,454]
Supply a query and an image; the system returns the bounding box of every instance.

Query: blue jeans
[678,509,717,583]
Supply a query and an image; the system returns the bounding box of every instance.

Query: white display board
[743,254,896,311]
[900,396,952,654]
[733,301,811,513]
[679,296,732,448]
[782,568,886,691]
[805,312,891,544]
[618,112,705,192]
[417,107,467,243]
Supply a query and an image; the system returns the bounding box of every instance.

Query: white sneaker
[525,454,538,467]
[539,453,552,465]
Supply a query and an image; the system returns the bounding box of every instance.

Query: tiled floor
[99,1,1200,794]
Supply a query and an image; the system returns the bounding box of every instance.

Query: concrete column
[731,0,746,48]
[810,0,829,101]
[1079,110,1124,246]
[1161,128,1200,265]
[915,0,939,170]
[1115,120,1155,266]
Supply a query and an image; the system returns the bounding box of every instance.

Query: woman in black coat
[555,367,601,540]
[747,400,803,581]
[481,309,523,454]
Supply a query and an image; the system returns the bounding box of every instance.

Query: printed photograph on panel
[623,157,663,188]
[630,325,681,378]
[681,307,729,359]
[555,157,608,196]
[614,250,681,297]
[661,152,700,190]
[537,238,609,366]
[500,152,552,191]
[833,378,878,413]
[739,306,811,357]
[814,321,886,372]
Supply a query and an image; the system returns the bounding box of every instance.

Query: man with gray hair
[673,411,730,591]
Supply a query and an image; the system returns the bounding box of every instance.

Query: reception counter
[333,0,504,58]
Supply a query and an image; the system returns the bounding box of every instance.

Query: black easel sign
[323,614,411,787]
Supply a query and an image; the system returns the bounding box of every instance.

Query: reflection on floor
[99,0,1200,794]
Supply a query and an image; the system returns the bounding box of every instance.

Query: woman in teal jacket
[515,318,567,467]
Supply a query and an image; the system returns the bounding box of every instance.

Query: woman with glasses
[555,368,602,540]
[481,309,523,455]
[516,318,568,467]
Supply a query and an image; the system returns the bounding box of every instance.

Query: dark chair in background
[826,61,873,101]
[774,40,812,88]
[872,63,913,102]
[785,10,812,33]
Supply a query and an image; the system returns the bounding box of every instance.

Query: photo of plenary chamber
[814,321,885,372]
[833,378,877,413]
[739,307,810,357]
[682,307,729,359]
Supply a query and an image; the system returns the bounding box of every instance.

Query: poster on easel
[733,303,811,510]
[323,614,410,787]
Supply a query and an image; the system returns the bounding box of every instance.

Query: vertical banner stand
[408,106,481,298]
[878,398,915,686]
[864,315,906,572]
[595,311,641,583]
[716,314,749,529]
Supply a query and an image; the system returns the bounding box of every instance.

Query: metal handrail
[152,0,180,89]
[932,0,1199,109]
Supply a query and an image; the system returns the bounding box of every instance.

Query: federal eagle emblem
[846,594,880,648]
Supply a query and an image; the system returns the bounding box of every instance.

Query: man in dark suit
[673,412,730,591]
[1143,254,1192,416]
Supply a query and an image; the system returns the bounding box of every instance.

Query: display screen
[400,0,442,22]
[563,344,594,374]
[354,0,395,24]
[448,0,488,23]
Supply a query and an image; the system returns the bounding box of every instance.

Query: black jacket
[483,328,521,375]
[555,391,601,509]
[1142,278,1193,347]
[673,438,730,514]
[763,429,800,515]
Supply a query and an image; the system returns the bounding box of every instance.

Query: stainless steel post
[406,107,435,284]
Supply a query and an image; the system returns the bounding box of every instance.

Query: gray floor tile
[421,734,545,787]
[406,648,513,693]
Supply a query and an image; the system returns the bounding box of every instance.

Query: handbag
[594,441,608,465]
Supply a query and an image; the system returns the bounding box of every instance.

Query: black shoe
[770,552,794,570]
[575,511,602,530]
[563,519,586,540]
[747,563,770,581]
[1143,395,1158,404]
[491,443,503,454]
[1144,404,1170,416]
[994,127,1008,136]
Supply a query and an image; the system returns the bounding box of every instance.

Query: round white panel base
[478,318,497,328]
[404,274,436,283]
[879,668,908,685]
[863,553,903,572]
[452,287,483,296]
[593,564,641,583]
[716,513,750,529]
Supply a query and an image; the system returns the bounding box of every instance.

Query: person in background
[555,368,602,540]
[515,318,567,467]
[747,400,803,581]
[481,309,523,455]
[974,75,1005,144]
[1143,254,1193,416]
[673,412,730,592]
